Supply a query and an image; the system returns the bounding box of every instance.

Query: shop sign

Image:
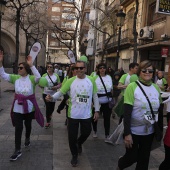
[161,47,169,57]
[156,0,170,15]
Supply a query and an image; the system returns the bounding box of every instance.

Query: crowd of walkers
[0,50,170,170]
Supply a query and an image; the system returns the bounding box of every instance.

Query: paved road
[0,78,166,170]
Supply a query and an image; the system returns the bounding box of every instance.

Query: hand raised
[26,55,33,67]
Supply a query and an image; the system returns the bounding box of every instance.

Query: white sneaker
[105,138,113,145]
[93,131,98,138]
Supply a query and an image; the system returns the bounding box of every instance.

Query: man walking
[114,63,139,122]
[46,60,99,167]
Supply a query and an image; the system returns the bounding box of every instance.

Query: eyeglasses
[141,69,154,73]
[18,67,24,70]
[74,67,85,70]
[99,67,106,69]
[47,66,53,68]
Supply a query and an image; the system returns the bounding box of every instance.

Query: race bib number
[144,111,158,124]
[76,94,89,103]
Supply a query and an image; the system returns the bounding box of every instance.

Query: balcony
[96,42,103,51]
[120,0,134,6]
[106,28,134,49]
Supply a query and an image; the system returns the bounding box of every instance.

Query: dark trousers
[57,94,69,112]
[92,103,112,136]
[118,133,154,170]
[159,144,170,170]
[68,118,92,156]
[43,94,55,123]
[158,103,164,131]
[14,112,34,150]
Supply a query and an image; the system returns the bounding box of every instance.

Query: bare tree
[6,0,45,72]
[20,2,47,57]
[48,0,84,59]
[89,2,117,62]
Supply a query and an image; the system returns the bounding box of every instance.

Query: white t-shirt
[94,75,113,104]
[59,75,97,119]
[43,73,60,96]
[0,66,40,114]
[124,81,161,135]
[58,70,63,76]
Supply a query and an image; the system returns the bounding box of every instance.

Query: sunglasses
[99,67,106,69]
[18,67,24,70]
[74,67,84,70]
[141,69,154,73]
[47,66,53,68]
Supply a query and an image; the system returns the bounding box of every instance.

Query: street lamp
[115,9,126,70]
[0,0,6,47]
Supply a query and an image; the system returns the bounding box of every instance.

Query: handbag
[47,72,58,86]
[99,75,115,109]
[135,81,163,142]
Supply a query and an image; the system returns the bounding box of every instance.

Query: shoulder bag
[47,72,58,86]
[135,81,163,142]
[99,75,115,109]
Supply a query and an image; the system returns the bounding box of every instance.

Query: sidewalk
[0,78,166,170]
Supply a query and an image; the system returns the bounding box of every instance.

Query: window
[147,2,166,25]
[61,40,71,46]
[62,13,75,20]
[51,16,60,21]
[63,7,72,12]
[52,7,60,12]
[61,22,74,29]
[64,0,74,2]
[52,0,61,3]
[85,12,90,20]
[50,41,59,46]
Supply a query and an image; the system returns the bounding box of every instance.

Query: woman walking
[92,63,113,139]
[41,63,61,128]
[0,51,44,161]
[117,60,161,170]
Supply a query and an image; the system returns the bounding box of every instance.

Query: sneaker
[93,131,98,138]
[57,109,61,114]
[24,138,30,147]
[77,143,82,154]
[10,150,22,161]
[71,155,78,167]
[105,138,113,145]
[65,119,67,126]
[45,123,51,129]
[112,113,116,119]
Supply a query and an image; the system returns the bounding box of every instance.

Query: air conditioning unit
[139,26,154,39]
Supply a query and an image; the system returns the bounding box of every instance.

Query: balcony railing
[120,0,128,5]
[96,42,103,51]
[96,29,133,52]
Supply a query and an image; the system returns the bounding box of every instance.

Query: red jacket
[164,120,170,147]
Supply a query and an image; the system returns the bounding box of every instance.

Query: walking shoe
[105,138,113,145]
[24,138,30,147]
[45,123,51,129]
[93,131,98,138]
[65,119,67,125]
[77,143,82,154]
[71,155,78,167]
[10,150,22,161]
[57,109,61,114]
